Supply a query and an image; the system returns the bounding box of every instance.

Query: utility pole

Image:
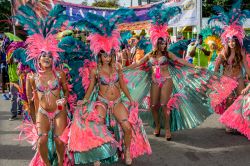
[131,0,133,6]
[196,0,202,34]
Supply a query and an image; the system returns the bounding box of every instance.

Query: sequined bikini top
[148,56,168,66]
[35,72,60,93]
[99,72,119,85]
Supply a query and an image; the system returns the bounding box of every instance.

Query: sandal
[165,129,172,141]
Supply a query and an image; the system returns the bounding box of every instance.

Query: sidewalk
[0,97,250,166]
[0,97,32,166]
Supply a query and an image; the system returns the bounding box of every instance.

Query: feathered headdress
[72,8,137,55]
[58,36,93,112]
[15,4,67,63]
[200,27,223,51]
[148,4,181,46]
[208,0,250,45]
[6,41,25,61]
[168,40,190,58]
[120,31,133,47]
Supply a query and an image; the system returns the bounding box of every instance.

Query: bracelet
[83,98,89,104]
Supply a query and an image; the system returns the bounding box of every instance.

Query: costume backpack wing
[137,38,152,55]
[244,37,250,68]
[58,36,93,113]
[14,4,73,166]
[168,39,190,58]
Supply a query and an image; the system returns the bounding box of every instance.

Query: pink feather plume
[16,120,38,150]
[167,93,187,113]
[221,23,245,45]
[149,24,169,47]
[87,30,121,55]
[26,34,63,61]
[79,60,97,91]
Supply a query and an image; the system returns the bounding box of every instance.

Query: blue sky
[63,0,139,7]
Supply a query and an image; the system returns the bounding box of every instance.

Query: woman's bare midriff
[223,65,242,79]
[152,65,171,78]
[99,82,121,101]
[37,90,61,112]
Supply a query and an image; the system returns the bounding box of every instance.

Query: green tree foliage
[0,0,27,38]
[81,0,88,6]
[203,0,250,17]
[92,0,119,8]
[0,0,12,33]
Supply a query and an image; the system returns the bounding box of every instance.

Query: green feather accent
[108,8,138,36]
[169,40,190,58]
[72,19,104,35]
[208,0,249,26]
[148,4,181,25]
[17,5,39,22]
[44,5,67,36]
[12,48,35,71]
[85,12,109,34]
[15,4,67,37]
[200,27,213,40]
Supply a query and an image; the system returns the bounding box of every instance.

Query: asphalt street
[0,97,250,166]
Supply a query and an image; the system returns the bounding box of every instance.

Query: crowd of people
[0,1,249,166]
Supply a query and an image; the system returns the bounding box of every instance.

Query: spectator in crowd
[119,44,131,66]
[7,54,20,120]
[187,34,210,67]
[0,35,10,99]
[185,38,196,63]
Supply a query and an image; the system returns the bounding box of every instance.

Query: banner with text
[61,0,197,28]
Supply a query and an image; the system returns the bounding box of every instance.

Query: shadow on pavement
[172,127,249,149]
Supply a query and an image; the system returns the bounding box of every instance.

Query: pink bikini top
[99,72,119,85]
[35,72,61,94]
[148,56,168,67]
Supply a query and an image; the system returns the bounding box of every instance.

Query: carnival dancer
[125,4,238,140]
[15,4,70,166]
[61,9,151,166]
[187,33,210,68]
[6,42,25,120]
[199,28,223,72]
[13,43,36,120]
[210,1,250,129]
[118,31,132,66]
[219,81,250,139]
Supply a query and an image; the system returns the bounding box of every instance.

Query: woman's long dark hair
[223,36,243,67]
[151,37,168,57]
